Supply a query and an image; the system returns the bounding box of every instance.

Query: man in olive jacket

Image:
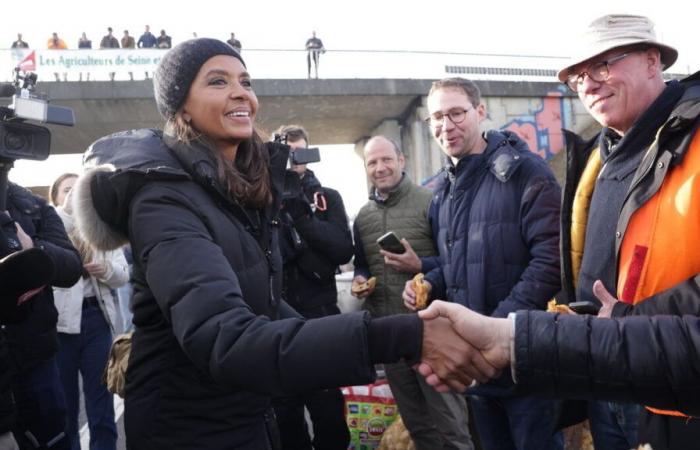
[352,135,474,450]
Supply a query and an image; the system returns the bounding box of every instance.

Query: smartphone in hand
[376,231,405,254]
[568,301,601,315]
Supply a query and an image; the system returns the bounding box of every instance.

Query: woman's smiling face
[181,55,258,159]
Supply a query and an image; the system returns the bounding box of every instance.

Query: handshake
[416,301,514,393]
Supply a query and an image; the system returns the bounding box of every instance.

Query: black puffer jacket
[74,130,421,450]
[0,334,13,434]
[279,170,353,315]
[514,310,700,415]
[4,184,82,369]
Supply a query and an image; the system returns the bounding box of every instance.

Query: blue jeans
[11,356,70,449]
[116,283,133,333]
[470,395,564,450]
[57,303,116,450]
[588,401,640,450]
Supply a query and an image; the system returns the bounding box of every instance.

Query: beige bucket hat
[557,14,678,83]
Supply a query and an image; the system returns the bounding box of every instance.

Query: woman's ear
[182,112,191,123]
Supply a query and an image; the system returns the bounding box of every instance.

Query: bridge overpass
[33,77,596,184]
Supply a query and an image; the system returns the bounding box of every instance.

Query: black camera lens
[4,131,29,151]
[0,122,51,161]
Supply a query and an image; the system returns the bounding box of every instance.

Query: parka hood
[73,128,289,252]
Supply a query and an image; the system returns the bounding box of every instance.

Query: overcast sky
[2,0,698,70]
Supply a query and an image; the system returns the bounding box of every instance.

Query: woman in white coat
[50,173,129,450]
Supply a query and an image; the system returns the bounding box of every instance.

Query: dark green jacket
[353,176,436,317]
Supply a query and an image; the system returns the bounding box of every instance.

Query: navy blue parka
[424,130,561,318]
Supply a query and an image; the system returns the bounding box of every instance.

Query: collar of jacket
[369,173,411,207]
[164,135,289,232]
[444,130,527,184]
[656,73,700,162]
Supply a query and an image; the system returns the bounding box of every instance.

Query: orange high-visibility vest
[617,130,700,418]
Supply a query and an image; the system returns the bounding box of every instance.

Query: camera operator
[273,125,354,450]
[2,182,82,449]
[0,231,55,450]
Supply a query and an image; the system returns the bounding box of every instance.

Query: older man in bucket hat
[556,13,700,450]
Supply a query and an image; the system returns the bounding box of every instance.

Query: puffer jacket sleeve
[129,183,376,396]
[611,275,700,318]
[514,310,700,415]
[491,170,561,318]
[352,221,371,280]
[424,266,447,301]
[35,199,82,288]
[293,188,353,265]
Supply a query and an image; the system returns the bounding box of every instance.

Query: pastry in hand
[546,299,574,315]
[351,276,376,295]
[412,273,429,310]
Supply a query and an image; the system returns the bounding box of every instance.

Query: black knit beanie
[153,38,246,120]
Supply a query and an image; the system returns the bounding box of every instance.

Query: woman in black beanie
[71,38,492,449]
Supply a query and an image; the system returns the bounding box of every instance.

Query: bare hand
[14,222,34,249]
[402,278,431,311]
[380,239,421,273]
[351,275,374,299]
[84,261,108,279]
[418,301,510,390]
[593,280,618,318]
[421,316,492,392]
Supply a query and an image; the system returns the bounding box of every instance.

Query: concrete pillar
[400,100,433,184]
[400,97,444,185]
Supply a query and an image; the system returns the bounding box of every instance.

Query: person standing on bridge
[121,30,136,81]
[137,25,157,79]
[78,32,93,82]
[227,32,242,52]
[11,33,29,49]
[70,38,491,449]
[47,32,68,82]
[305,31,325,79]
[100,27,120,81]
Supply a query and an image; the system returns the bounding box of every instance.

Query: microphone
[0,84,17,98]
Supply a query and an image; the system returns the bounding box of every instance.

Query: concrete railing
[1,48,579,83]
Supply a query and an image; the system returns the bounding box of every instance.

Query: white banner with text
[1,49,167,81]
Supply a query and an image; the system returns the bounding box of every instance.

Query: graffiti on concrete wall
[502,89,567,160]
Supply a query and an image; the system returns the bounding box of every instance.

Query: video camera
[272,132,321,166]
[0,67,75,162]
[0,68,75,252]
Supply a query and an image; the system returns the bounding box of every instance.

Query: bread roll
[351,276,376,295]
[412,273,429,310]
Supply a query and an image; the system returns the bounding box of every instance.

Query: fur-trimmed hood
[73,129,290,252]
[73,129,190,251]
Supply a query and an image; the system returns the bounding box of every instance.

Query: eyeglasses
[424,107,472,128]
[565,51,642,93]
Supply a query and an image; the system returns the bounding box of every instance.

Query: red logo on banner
[18,51,36,71]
